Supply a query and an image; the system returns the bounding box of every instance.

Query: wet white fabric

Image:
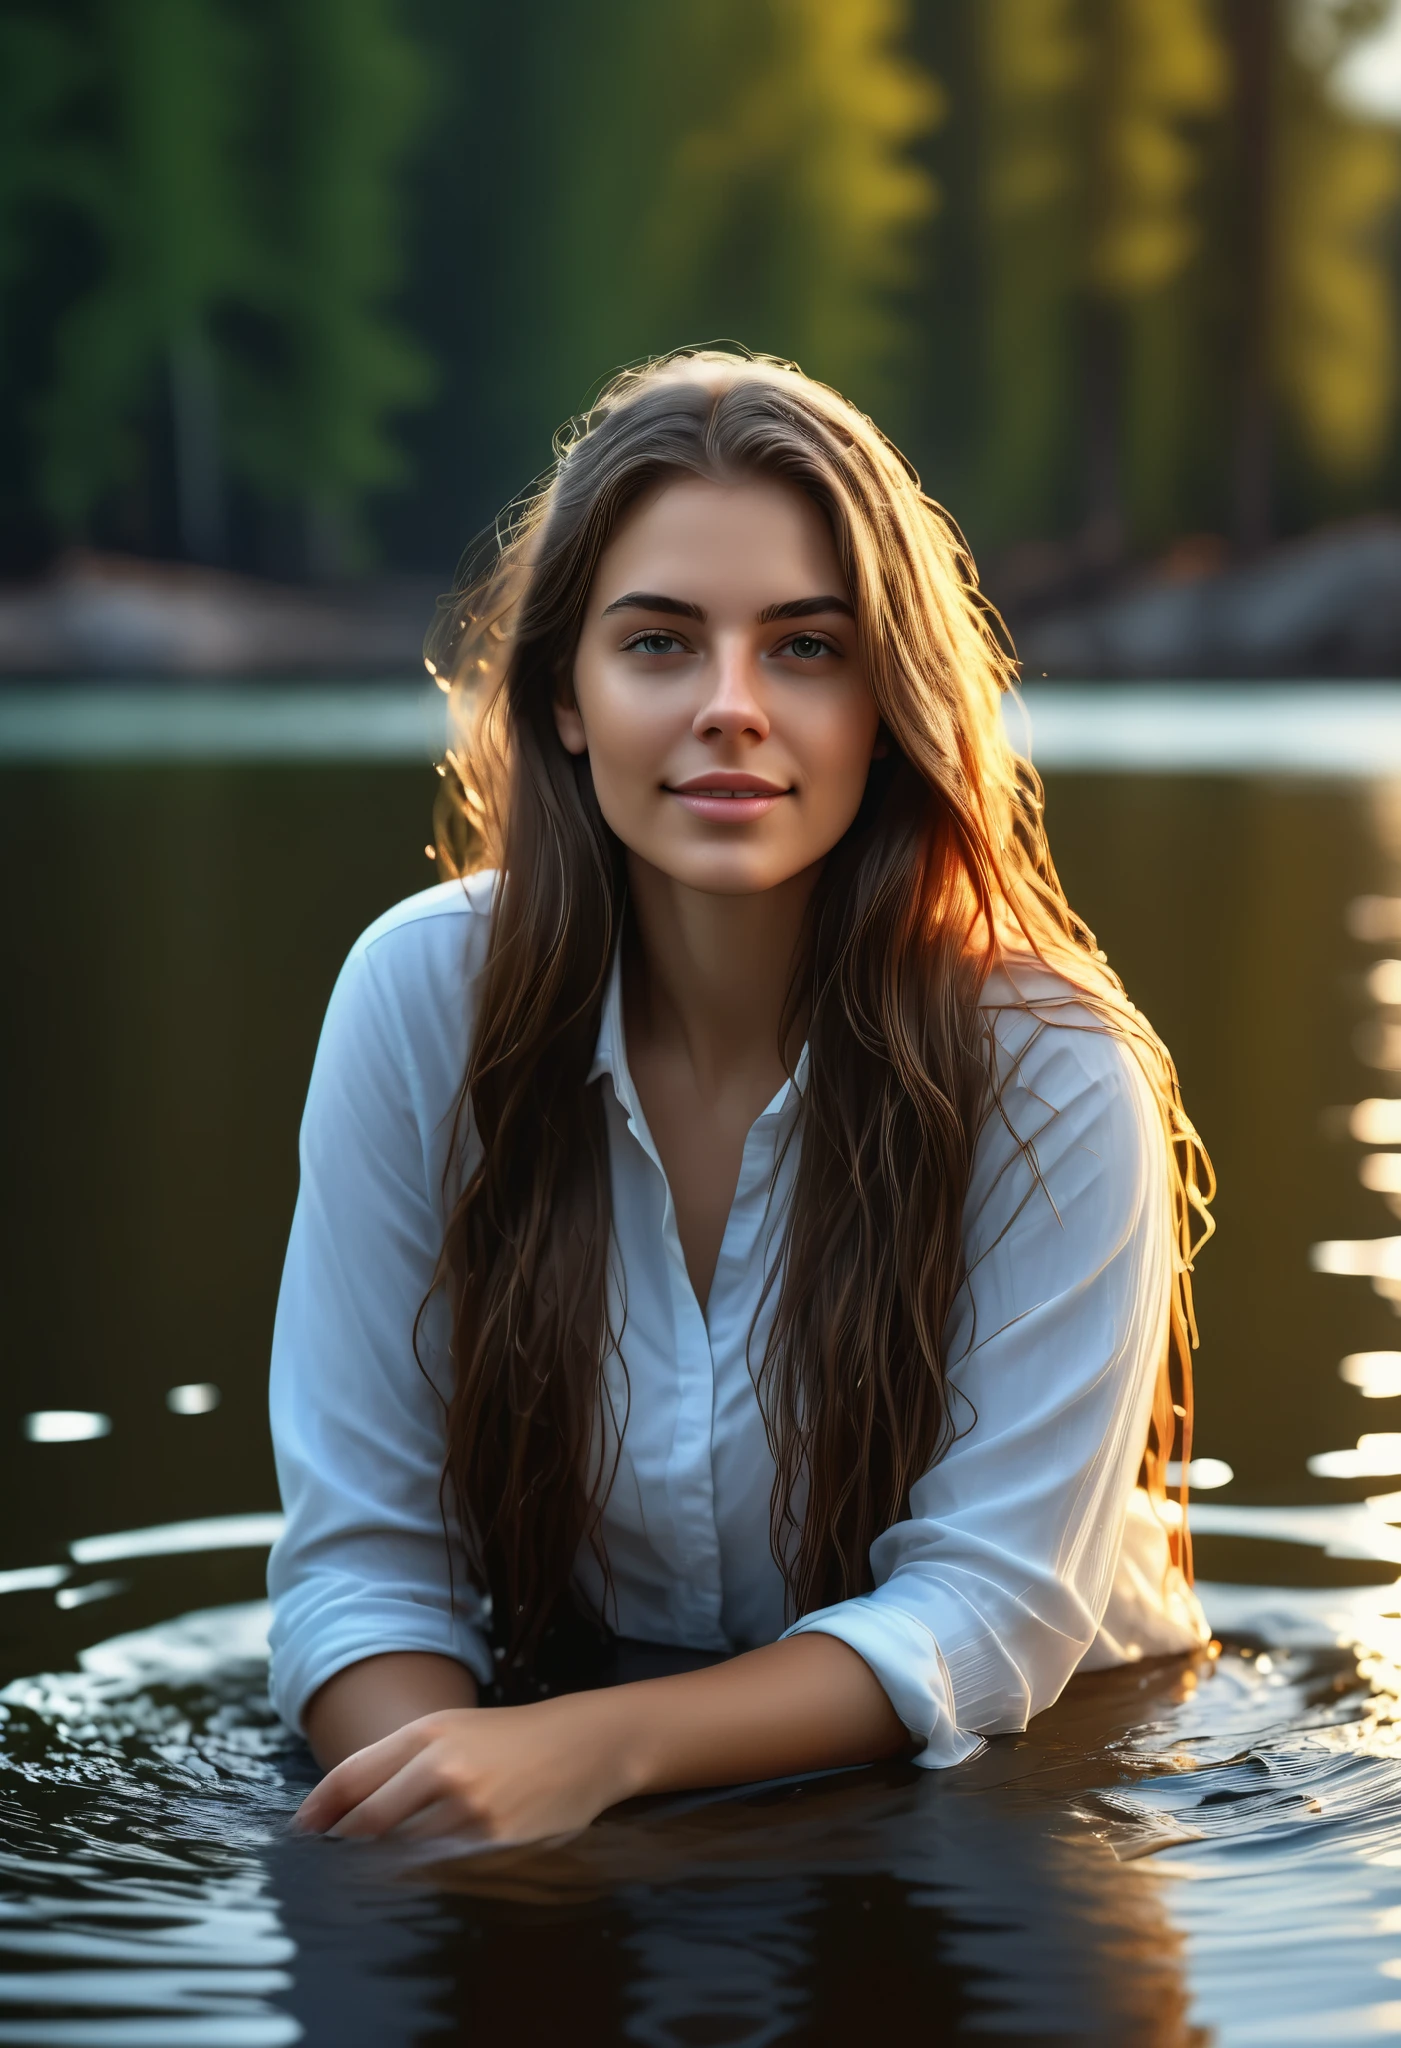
[267,874,1207,1766]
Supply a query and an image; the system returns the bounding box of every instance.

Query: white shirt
[267,873,1207,1767]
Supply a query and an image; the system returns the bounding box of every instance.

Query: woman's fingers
[293,1699,620,1847]
[383,1794,481,1843]
[294,1719,433,1833]
[329,1747,471,1840]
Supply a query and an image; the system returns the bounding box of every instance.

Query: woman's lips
[665,775,791,824]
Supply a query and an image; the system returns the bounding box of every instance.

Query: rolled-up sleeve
[783,1003,1172,1768]
[266,891,495,1732]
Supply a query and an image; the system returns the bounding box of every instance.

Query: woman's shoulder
[965,952,1168,1257]
[334,870,499,1020]
[973,951,1161,1162]
[347,869,499,978]
[312,871,499,1114]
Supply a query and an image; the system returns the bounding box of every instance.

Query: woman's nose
[692,644,770,743]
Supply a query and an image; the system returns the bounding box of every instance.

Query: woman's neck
[623,854,819,1095]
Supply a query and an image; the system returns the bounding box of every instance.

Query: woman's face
[560,475,882,898]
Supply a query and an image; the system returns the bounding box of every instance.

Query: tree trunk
[1231,0,1274,556]
[170,334,227,566]
[1081,294,1124,572]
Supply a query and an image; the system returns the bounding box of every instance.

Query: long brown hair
[424,349,1214,1682]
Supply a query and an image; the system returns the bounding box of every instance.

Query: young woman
[271,350,1214,1847]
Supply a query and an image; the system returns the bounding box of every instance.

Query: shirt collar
[587,941,627,1091]
[588,941,808,1122]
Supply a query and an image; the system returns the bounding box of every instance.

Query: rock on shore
[0,551,440,678]
[1010,519,1401,680]
[3,521,1400,681]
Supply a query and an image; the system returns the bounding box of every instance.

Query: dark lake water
[7,701,1401,2043]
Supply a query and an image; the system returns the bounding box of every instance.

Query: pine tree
[33,0,251,557]
[0,14,85,317]
[970,0,1225,552]
[1272,2,1401,484]
[1085,0,1227,301]
[1221,0,1401,546]
[230,0,433,575]
[1083,0,1227,553]
[635,0,944,419]
[485,0,941,467]
[971,0,1087,546]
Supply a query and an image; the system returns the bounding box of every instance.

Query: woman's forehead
[591,475,848,609]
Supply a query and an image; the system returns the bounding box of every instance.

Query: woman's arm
[781,1005,1188,1766]
[304,1653,480,1768]
[266,900,498,1736]
[294,1633,909,1842]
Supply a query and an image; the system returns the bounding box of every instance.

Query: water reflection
[0,1606,301,2046]
[1354,1102,1401,1146]
[24,1418,110,1447]
[3,1592,1398,2046]
[1310,1440,1401,1480]
[1342,1354,1401,1399]
[1168,1458,1235,1490]
[167,1387,221,1418]
[0,1599,1230,2046]
[68,1519,286,1569]
[9,760,1401,2038]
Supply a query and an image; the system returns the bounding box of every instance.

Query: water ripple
[0,1595,1400,2043]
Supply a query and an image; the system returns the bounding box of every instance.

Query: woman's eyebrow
[758,595,855,622]
[600,591,706,619]
[599,591,855,623]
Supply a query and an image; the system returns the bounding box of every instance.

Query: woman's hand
[293,1692,643,1846]
[293,1635,910,1846]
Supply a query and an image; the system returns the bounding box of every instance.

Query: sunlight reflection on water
[9,735,1401,2039]
[3,1590,1401,2045]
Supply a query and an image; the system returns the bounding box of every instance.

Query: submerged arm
[295,1634,909,1841]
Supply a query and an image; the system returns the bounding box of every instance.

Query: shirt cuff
[782,1596,985,1769]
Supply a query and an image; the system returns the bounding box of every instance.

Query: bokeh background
[8,18,1401,2041]
[4,0,1401,675]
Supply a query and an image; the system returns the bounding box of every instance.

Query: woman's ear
[872,722,891,762]
[553,689,588,757]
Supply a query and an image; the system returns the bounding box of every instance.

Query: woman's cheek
[804,724,876,837]
[588,736,668,851]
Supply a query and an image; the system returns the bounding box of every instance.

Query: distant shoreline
[3,521,1401,682]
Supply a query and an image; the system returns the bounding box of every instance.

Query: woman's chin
[631,848,817,899]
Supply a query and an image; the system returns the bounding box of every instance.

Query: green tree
[230,0,433,575]
[461,0,942,497]
[972,0,1088,545]
[969,0,1225,552]
[637,0,944,419]
[1084,0,1227,552]
[1273,1,1401,484]
[1220,0,1401,547]
[1086,0,1227,301]
[4,0,431,572]
[0,15,86,319]
[33,0,250,558]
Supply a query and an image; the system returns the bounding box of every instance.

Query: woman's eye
[626,631,685,656]
[786,633,831,660]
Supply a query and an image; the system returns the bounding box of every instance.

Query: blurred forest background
[2,0,1401,662]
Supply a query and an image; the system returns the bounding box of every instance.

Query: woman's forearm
[606,1632,912,1799]
[303,1651,479,1768]
[295,1633,912,1842]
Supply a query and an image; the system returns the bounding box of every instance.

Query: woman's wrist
[548,1634,911,1811]
[543,1682,660,1808]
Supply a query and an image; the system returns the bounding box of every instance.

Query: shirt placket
[613,1091,728,1645]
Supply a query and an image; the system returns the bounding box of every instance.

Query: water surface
[5,706,1401,2042]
